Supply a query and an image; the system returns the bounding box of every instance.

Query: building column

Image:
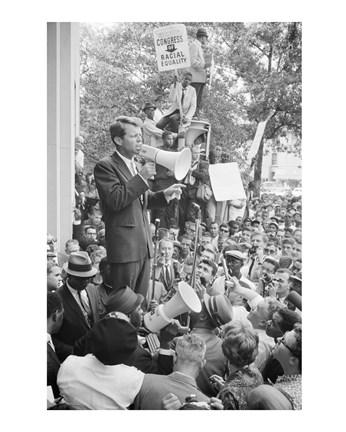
[47,22,80,253]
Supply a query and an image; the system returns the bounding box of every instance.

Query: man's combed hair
[199,258,218,276]
[251,231,268,243]
[276,308,302,333]
[110,116,143,144]
[222,321,259,368]
[175,334,206,364]
[47,292,63,318]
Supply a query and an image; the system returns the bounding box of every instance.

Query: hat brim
[62,262,97,277]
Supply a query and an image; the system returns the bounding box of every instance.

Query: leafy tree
[79,21,301,191]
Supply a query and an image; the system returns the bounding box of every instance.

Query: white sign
[153,24,190,72]
[247,110,275,163]
[209,163,246,202]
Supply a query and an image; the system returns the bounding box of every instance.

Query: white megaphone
[139,145,192,181]
[185,120,210,147]
[143,281,202,333]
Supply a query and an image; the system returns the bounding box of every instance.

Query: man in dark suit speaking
[94,116,185,299]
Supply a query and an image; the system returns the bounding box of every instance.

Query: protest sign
[209,163,246,202]
[153,24,190,72]
[247,110,275,163]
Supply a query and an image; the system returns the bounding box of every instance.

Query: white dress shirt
[57,354,144,409]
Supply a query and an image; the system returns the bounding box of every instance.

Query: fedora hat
[203,294,233,327]
[63,251,97,277]
[105,286,144,315]
[196,27,208,38]
[142,102,156,111]
[90,317,138,365]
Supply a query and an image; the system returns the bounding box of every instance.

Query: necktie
[164,265,172,287]
[78,290,92,326]
[130,161,144,204]
[248,257,256,278]
[181,88,186,105]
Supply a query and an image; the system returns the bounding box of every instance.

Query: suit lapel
[86,285,98,323]
[62,285,91,329]
[47,342,60,367]
[111,151,133,181]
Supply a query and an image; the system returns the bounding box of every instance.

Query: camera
[179,394,211,410]
[262,273,273,284]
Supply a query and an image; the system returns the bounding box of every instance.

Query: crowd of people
[47,27,302,411]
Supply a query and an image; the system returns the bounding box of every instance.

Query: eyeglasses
[277,335,295,355]
[264,248,276,254]
[220,228,229,233]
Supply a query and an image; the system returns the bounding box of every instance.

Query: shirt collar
[115,149,136,173]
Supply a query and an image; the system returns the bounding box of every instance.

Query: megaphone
[139,145,191,181]
[143,281,202,333]
[185,120,210,147]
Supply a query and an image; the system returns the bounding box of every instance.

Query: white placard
[247,110,275,163]
[153,24,190,72]
[209,163,246,202]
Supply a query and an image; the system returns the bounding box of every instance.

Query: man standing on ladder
[188,27,211,118]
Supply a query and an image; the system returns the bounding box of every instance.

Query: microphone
[155,218,160,229]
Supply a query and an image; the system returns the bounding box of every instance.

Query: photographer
[256,257,279,297]
[244,231,268,283]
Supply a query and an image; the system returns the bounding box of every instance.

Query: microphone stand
[187,206,202,329]
[151,219,160,301]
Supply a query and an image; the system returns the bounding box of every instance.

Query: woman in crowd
[212,320,263,410]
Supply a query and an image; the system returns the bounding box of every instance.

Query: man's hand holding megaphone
[139,162,156,180]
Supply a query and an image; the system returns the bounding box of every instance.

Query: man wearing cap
[57,317,145,409]
[267,221,279,238]
[211,247,255,297]
[188,27,211,117]
[190,294,233,397]
[74,286,177,375]
[143,102,168,148]
[53,251,101,361]
[94,116,186,300]
[153,94,166,124]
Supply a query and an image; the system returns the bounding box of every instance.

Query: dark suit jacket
[134,371,209,409]
[154,259,179,290]
[47,342,61,399]
[73,319,173,375]
[53,283,101,351]
[94,151,168,263]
